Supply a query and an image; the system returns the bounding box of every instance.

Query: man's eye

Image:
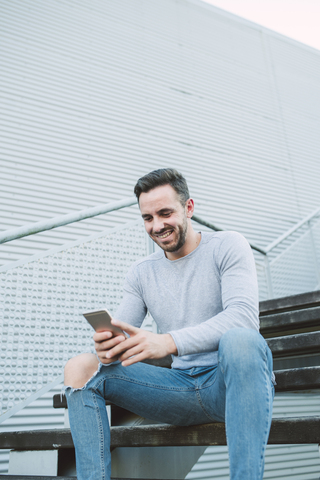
[162,213,171,217]
[144,217,152,222]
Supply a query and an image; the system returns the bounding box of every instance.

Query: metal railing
[0,197,137,245]
[1,198,319,300]
[260,208,320,299]
[264,207,320,255]
[194,208,320,300]
[0,197,265,254]
[192,215,267,255]
[265,213,320,299]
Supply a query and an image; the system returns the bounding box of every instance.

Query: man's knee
[64,353,99,389]
[219,328,264,370]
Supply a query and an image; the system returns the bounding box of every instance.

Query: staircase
[0,290,320,478]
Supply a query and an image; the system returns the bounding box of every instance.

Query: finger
[121,351,148,367]
[93,330,113,342]
[98,355,120,365]
[95,335,125,352]
[106,335,138,358]
[111,319,139,335]
[95,336,124,352]
[118,344,145,361]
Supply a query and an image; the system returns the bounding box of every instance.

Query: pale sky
[202,0,320,52]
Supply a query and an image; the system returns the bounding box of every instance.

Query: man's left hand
[106,319,178,367]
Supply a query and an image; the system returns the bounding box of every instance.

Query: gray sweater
[115,231,259,370]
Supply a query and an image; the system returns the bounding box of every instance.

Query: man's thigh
[90,362,220,426]
[196,364,226,423]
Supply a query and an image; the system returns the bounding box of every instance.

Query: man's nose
[153,217,165,233]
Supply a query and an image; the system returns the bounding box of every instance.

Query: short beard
[154,217,188,253]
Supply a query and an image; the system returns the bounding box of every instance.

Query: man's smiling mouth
[155,230,173,239]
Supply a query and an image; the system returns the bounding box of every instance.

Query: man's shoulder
[201,230,247,247]
[201,230,251,263]
[129,250,164,272]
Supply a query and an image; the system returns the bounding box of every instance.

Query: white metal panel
[0,384,64,474]
[1,0,320,266]
[266,35,320,218]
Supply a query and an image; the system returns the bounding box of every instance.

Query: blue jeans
[65,328,275,480]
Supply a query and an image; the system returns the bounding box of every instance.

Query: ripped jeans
[65,328,275,480]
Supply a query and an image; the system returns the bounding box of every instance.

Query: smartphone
[83,309,125,336]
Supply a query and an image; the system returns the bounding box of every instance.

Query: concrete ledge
[1,417,320,450]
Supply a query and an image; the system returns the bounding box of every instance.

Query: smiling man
[64,168,275,480]
[140,181,197,256]
[140,183,200,258]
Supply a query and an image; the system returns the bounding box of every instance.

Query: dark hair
[134,168,190,205]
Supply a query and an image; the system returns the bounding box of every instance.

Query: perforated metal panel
[268,217,320,299]
[0,220,147,417]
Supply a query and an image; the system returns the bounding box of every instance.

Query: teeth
[158,231,172,239]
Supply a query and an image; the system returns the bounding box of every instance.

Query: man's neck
[166,228,201,261]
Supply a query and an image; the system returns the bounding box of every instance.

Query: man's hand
[102,319,178,367]
[93,330,126,364]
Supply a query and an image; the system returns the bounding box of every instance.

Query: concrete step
[0,476,76,480]
[0,476,171,480]
[1,417,320,450]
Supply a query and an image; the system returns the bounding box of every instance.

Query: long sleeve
[114,264,148,328]
[168,232,259,357]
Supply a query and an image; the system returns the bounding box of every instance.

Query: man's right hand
[93,330,126,364]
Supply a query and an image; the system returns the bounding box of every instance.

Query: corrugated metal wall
[1,0,320,266]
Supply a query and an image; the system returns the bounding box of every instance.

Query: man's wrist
[163,333,178,356]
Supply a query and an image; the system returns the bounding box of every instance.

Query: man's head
[134,168,189,207]
[134,169,196,258]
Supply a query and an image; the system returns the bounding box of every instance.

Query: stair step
[0,476,76,480]
[259,290,320,315]
[1,417,320,450]
[0,477,171,480]
[267,331,320,357]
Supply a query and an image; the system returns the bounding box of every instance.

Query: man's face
[139,185,190,253]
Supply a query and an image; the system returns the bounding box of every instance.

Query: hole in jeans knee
[63,362,103,394]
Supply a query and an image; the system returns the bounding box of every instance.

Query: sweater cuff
[168,330,183,357]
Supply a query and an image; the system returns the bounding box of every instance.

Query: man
[64,168,274,480]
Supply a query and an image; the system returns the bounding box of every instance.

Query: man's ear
[186,198,195,218]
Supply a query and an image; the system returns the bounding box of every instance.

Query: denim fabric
[65,328,274,480]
